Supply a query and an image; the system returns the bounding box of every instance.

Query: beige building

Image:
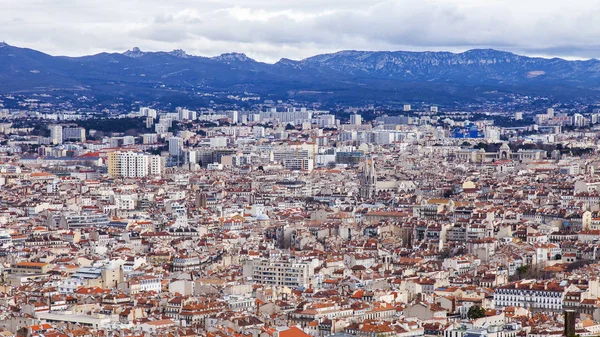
[11,262,52,274]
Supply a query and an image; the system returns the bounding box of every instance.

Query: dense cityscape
[0,96,598,337]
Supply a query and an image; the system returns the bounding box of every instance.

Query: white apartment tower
[146,116,154,129]
[108,151,164,178]
[229,110,239,124]
[49,125,63,145]
[350,114,362,125]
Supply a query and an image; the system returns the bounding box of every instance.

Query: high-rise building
[155,124,169,134]
[149,155,165,176]
[62,127,86,142]
[177,108,192,121]
[573,113,586,128]
[187,150,197,165]
[253,126,265,139]
[49,125,63,145]
[349,114,362,125]
[403,104,412,112]
[146,117,154,129]
[142,133,158,144]
[430,106,438,113]
[108,151,164,178]
[169,137,183,157]
[229,110,239,124]
[316,114,336,127]
[140,107,157,119]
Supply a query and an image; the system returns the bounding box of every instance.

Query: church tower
[359,158,377,199]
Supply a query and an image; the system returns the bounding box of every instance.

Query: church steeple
[360,158,377,199]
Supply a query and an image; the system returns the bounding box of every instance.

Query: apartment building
[107,151,164,178]
[283,158,314,172]
[494,280,569,311]
[11,261,53,274]
[49,125,63,145]
[244,258,316,288]
[62,127,86,142]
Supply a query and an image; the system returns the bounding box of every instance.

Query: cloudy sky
[3,0,600,62]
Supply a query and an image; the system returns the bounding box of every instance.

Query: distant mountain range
[1,42,600,107]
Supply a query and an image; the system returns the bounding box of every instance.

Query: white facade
[49,125,63,145]
[316,114,336,127]
[109,151,164,178]
[146,116,154,128]
[142,133,158,144]
[253,126,265,139]
[244,258,315,288]
[210,137,228,148]
[350,114,362,125]
[149,156,165,176]
[494,283,565,311]
[283,158,314,172]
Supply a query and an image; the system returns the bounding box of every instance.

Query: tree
[474,142,487,150]
[285,123,295,130]
[467,305,486,319]
[516,265,529,276]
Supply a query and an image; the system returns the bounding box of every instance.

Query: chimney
[564,310,576,337]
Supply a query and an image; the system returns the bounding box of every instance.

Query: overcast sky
[3,0,600,62]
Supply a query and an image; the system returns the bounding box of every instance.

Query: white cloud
[2,0,600,62]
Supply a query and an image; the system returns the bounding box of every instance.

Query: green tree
[467,305,486,319]
[516,265,529,277]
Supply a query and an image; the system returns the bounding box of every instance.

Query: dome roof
[257,214,270,221]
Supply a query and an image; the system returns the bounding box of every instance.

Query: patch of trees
[467,306,486,319]
[75,117,146,135]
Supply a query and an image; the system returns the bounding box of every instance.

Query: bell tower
[359,158,377,199]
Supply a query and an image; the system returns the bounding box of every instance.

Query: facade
[62,127,86,142]
[493,281,567,311]
[59,212,110,229]
[169,137,183,157]
[456,143,547,163]
[244,258,315,288]
[283,158,314,172]
[350,114,362,125]
[359,158,377,199]
[11,262,52,274]
[49,125,63,145]
[108,151,164,178]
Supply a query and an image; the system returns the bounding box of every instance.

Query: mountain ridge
[1,43,600,106]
